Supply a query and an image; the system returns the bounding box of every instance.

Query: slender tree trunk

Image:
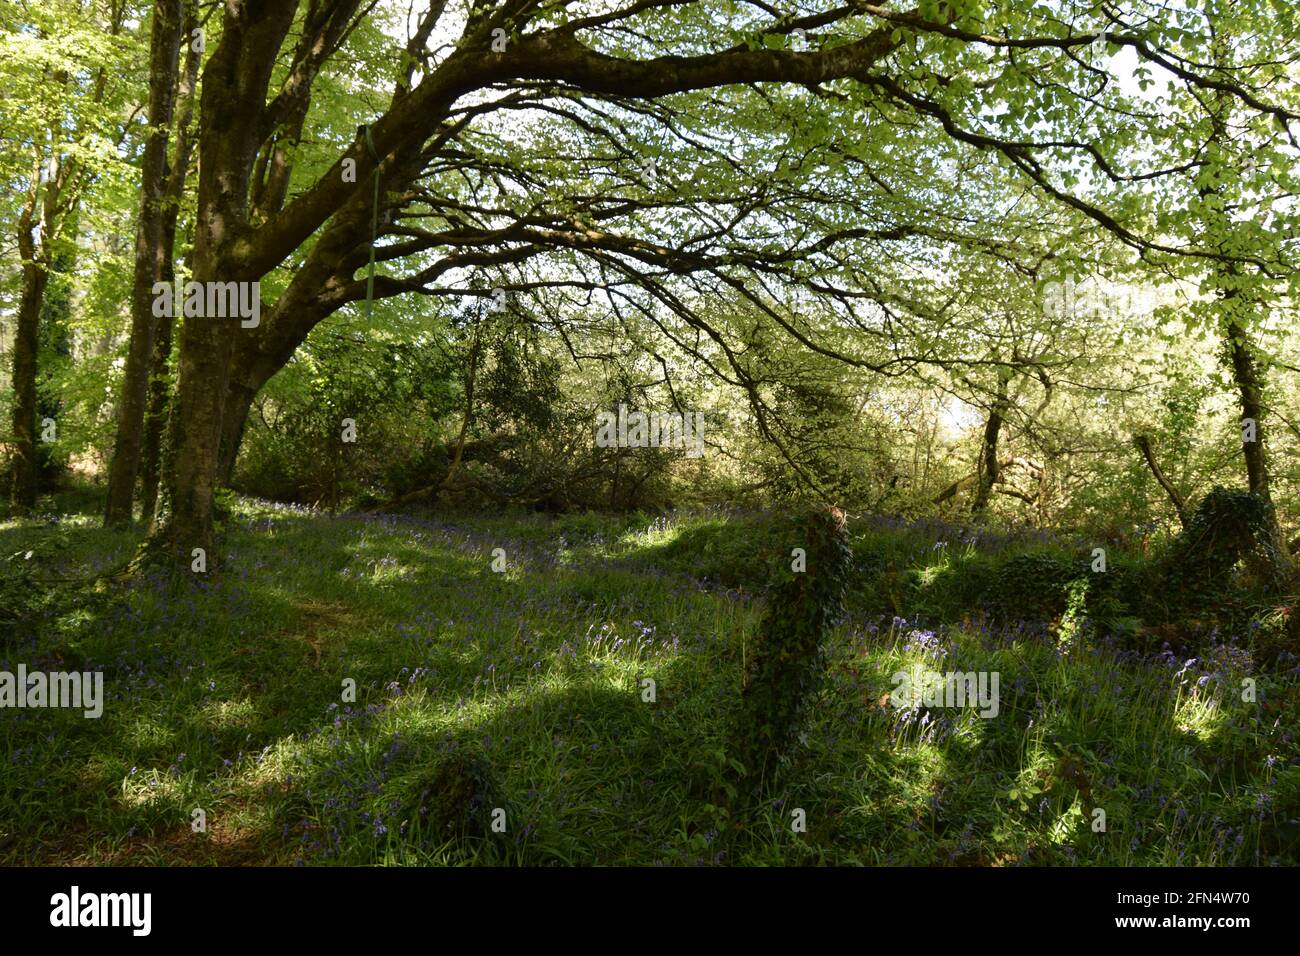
[142,3,201,527]
[9,156,46,511]
[104,0,184,527]
[1228,322,1270,496]
[1199,25,1291,584]
[140,214,187,529]
[437,325,482,499]
[609,453,622,510]
[1134,434,1189,527]
[330,442,339,514]
[139,308,174,528]
[10,260,47,511]
[1224,313,1291,580]
[971,372,1010,515]
[1036,461,1047,526]
[35,246,75,485]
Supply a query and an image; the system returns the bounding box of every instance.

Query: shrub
[1161,487,1288,605]
[986,552,1079,621]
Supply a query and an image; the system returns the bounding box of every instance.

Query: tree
[1161,2,1299,583]
[111,0,1298,568]
[3,0,129,510]
[102,0,185,527]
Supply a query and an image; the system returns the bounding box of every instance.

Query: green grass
[1,495,1296,865]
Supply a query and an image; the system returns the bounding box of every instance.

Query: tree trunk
[139,307,174,528]
[1133,434,1189,527]
[104,0,184,527]
[144,1,298,567]
[216,381,256,488]
[436,325,482,500]
[971,372,1010,515]
[1200,26,1291,585]
[9,260,47,511]
[1229,324,1270,496]
[35,247,75,485]
[151,277,238,563]
[143,2,202,526]
[1224,314,1292,582]
[330,443,339,514]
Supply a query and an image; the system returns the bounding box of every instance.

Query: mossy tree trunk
[104,0,185,527]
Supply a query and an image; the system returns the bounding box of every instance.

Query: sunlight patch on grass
[120,770,185,808]
[616,517,684,551]
[120,715,177,752]
[198,697,260,732]
[1172,692,1226,743]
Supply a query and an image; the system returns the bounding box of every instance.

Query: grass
[1,493,1296,866]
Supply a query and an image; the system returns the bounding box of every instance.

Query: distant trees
[4,0,129,509]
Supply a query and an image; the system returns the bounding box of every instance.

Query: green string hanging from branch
[362,125,381,320]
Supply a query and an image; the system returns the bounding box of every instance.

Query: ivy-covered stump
[1163,486,1293,605]
[729,505,853,794]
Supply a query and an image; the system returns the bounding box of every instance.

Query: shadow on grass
[2,506,1291,866]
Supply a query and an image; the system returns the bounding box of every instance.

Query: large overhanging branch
[243,10,906,273]
[217,0,1300,454]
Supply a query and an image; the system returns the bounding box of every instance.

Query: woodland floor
[1,492,1297,865]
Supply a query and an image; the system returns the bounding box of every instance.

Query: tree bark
[139,308,173,528]
[1228,323,1270,497]
[10,257,47,511]
[971,372,1010,514]
[1133,434,1189,527]
[1224,314,1291,580]
[9,147,60,511]
[216,380,256,488]
[145,1,299,566]
[104,0,185,527]
[142,4,202,525]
